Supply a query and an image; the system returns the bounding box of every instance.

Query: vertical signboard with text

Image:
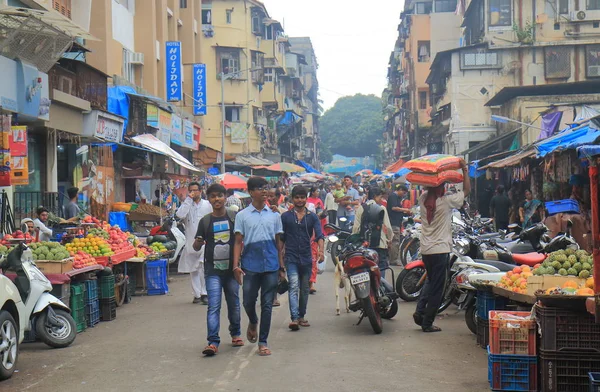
[10,125,28,185]
[166,42,182,102]
[193,64,207,115]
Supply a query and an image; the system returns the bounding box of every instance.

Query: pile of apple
[72,250,97,269]
[106,226,135,253]
[2,230,34,245]
[496,265,534,294]
[82,215,102,225]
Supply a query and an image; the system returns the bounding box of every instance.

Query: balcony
[48,58,108,110]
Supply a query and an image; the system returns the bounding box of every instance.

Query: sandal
[298,319,310,327]
[258,345,272,356]
[202,344,218,356]
[247,323,258,343]
[232,337,244,347]
[289,320,299,331]
[422,325,442,333]
[273,299,281,307]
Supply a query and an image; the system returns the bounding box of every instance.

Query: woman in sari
[519,189,544,229]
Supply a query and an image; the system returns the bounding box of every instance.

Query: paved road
[3,265,489,392]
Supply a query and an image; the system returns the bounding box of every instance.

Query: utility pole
[220,72,226,174]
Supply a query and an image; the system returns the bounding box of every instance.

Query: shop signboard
[0,57,50,121]
[82,110,125,143]
[193,64,207,115]
[182,119,196,149]
[193,124,201,150]
[147,104,159,128]
[166,41,182,102]
[11,156,28,185]
[10,126,27,156]
[171,114,183,146]
[158,110,172,145]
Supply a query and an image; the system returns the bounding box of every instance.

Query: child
[193,183,243,356]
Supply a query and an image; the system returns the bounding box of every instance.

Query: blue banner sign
[166,41,182,102]
[193,63,207,115]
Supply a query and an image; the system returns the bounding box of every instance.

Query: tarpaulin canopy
[481,148,536,169]
[294,160,319,174]
[395,167,411,177]
[386,158,406,173]
[578,145,600,159]
[536,125,600,157]
[266,162,306,173]
[131,134,201,172]
[215,173,248,190]
[277,111,303,126]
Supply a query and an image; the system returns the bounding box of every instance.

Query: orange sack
[406,170,464,187]
[403,154,462,174]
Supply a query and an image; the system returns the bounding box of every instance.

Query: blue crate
[488,347,537,392]
[85,298,100,327]
[84,279,98,304]
[590,372,600,392]
[146,259,168,295]
[477,291,507,320]
[545,199,580,216]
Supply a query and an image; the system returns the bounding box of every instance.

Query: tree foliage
[319,94,384,163]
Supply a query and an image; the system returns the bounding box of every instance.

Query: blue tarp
[278,111,302,126]
[578,145,600,159]
[107,86,133,137]
[207,167,220,175]
[469,160,486,178]
[536,125,600,157]
[294,160,319,174]
[373,169,382,175]
[395,167,411,177]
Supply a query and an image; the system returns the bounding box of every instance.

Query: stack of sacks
[404,154,463,187]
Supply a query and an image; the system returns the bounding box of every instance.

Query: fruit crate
[489,311,537,355]
[488,347,537,391]
[100,297,117,321]
[70,283,86,333]
[85,298,100,327]
[536,305,600,353]
[146,259,168,295]
[98,274,116,299]
[83,279,98,305]
[590,372,600,392]
[477,290,508,320]
[477,316,490,349]
[111,248,136,265]
[540,350,600,392]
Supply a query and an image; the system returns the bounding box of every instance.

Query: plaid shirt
[226,195,243,209]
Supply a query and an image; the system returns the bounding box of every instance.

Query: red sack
[404,154,462,174]
[406,170,464,187]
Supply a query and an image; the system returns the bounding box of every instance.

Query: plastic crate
[489,311,537,355]
[590,372,600,392]
[540,350,600,392]
[98,274,116,299]
[545,199,580,216]
[477,290,508,320]
[477,316,490,349]
[488,347,538,392]
[70,284,87,333]
[536,306,600,353]
[85,298,100,327]
[100,297,117,321]
[84,279,98,304]
[146,259,168,295]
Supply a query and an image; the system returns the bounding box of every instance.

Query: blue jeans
[206,274,241,347]
[242,270,278,346]
[286,262,312,321]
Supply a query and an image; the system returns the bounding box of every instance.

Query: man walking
[387,184,412,265]
[490,185,511,231]
[335,176,360,229]
[177,182,213,304]
[281,186,324,330]
[233,177,285,356]
[324,184,338,224]
[414,159,470,333]
[193,184,243,356]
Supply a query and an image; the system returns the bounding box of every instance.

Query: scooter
[150,216,186,264]
[0,242,77,351]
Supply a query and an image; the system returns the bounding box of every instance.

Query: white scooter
[0,264,22,380]
[0,242,77,351]
[158,216,186,264]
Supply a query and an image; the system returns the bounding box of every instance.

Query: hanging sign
[147,104,159,128]
[158,110,172,145]
[171,114,183,146]
[193,64,207,115]
[182,119,195,149]
[10,126,27,156]
[11,156,28,185]
[166,41,182,102]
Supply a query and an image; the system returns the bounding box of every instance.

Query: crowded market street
[2,266,488,392]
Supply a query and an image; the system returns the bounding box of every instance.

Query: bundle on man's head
[404,154,463,188]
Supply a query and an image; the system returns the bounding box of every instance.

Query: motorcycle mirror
[328,235,339,243]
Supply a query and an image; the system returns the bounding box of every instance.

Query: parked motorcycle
[329,233,398,334]
[149,215,186,264]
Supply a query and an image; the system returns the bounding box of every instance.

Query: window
[225,107,240,122]
[216,48,240,76]
[545,47,571,79]
[586,45,600,77]
[558,0,569,14]
[251,9,264,35]
[415,2,433,13]
[251,51,265,84]
[180,0,187,8]
[488,0,512,27]
[122,49,135,83]
[589,0,600,10]
[460,49,501,69]
[419,91,428,110]
[264,68,274,82]
[202,10,212,25]
[435,0,457,12]
[264,25,273,40]
[253,107,264,123]
[417,41,431,62]
[226,9,232,24]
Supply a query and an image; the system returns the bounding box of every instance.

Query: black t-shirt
[196,214,234,276]
[490,194,511,223]
[387,192,403,227]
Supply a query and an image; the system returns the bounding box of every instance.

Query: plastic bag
[404,154,462,174]
[406,170,464,187]
[317,260,326,274]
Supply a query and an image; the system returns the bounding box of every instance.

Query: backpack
[201,208,236,238]
[359,203,384,248]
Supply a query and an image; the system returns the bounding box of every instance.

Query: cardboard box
[35,258,74,275]
[526,275,586,295]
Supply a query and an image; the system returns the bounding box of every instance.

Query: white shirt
[324,192,338,211]
[33,218,52,242]
[418,191,464,255]
[176,197,213,273]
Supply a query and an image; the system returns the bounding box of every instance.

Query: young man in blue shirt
[281,186,324,330]
[233,177,285,356]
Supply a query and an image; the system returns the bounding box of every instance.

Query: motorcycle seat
[508,242,535,254]
[512,252,546,266]
[324,223,350,234]
[473,259,514,272]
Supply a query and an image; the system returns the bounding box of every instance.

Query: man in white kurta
[176,182,213,304]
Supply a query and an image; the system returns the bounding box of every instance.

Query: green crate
[70,283,87,333]
[98,274,116,299]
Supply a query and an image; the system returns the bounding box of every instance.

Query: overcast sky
[265,0,404,110]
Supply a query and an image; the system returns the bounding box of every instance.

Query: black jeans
[328,210,337,225]
[415,253,449,328]
[374,248,389,280]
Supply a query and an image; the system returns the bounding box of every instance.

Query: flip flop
[202,344,218,356]
[298,319,310,327]
[247,324,258,343]
[289,320,299,331]
[258,345,272,356]
[422,325,442,333]
[232,337,244,347]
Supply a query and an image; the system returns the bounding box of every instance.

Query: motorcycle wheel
[381,299,398,319]
[437,287,455,313]
[401,238,420,266]
[465,303,478,335]
[0,311,18,381]
[396,267,426,302]
[361,293,383,334]
[35,308,77,349]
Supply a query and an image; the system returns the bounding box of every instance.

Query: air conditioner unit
[130,52,144,65]
[589,65,600,77]
[570,10,588,21]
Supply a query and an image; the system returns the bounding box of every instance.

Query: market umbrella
[216,173,248,190]
[234,191,251,198]
[354,169,373,177]
[265,162,306,173]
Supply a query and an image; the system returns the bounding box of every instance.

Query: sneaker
[193,297,202,304]
[200,295,208,305]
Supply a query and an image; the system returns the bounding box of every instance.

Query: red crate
[94,256,110,267]
[489,310,537,355]
[110,248,136,265]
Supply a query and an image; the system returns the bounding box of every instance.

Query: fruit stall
[470,248,600,391]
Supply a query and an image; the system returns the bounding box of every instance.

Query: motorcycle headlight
[454,238,470,255]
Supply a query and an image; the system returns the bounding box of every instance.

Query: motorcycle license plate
[350,272,370,285]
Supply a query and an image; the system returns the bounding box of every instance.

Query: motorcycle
[150,215,186,264]
[0,242,77,352]
[329,233,399,334]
